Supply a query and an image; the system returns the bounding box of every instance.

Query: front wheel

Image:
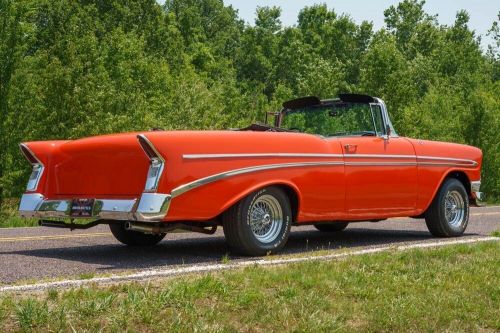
[109,222,166,246]
[425,178,469,237]
[223,186,292,256]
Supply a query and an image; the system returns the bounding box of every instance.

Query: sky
[183,0,498,49]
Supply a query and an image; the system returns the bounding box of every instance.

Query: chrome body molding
[19,192,170,222]
[170,161,345,198]
[345,161,417,166]
[344,154,415,159]
[182,153,477,167]
[170,156,478,198]
[184,153,344,159]
[417,156,478,166]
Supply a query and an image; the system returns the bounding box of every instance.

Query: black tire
[425,178,469,237]
[314,222,349,232]
[109,222,166,246]
[223,186,292,256]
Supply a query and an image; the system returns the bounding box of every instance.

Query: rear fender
[20,141,70,195]
[168,179,302,223]
[217,180,302,221]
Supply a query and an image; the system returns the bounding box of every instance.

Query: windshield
[280,103,385,137]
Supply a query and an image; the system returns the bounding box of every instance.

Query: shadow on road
[1,227,455,272]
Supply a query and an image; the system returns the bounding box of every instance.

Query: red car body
[18,94,482,254]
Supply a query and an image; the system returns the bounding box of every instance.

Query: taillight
[137,135,164,192]
[19,144,44,192]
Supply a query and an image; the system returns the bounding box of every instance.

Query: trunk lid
[53,133,149,197]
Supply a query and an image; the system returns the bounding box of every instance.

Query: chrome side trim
[418,156,477,166]
[171,161,344,198]
[417,162,476,168]
[183,153,477,166]
[184,153,344,159]
[344,154,415,159]
[345,162,417,166]
[171,156,478,198]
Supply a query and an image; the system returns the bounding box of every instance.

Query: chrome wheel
[249,194,283,243]
[444,190,465,227]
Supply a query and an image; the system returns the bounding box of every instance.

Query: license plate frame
[70,198,95,217]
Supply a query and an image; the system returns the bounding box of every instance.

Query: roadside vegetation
[0,241,498,332]
[0,199,38,228]
[1,0,499,219]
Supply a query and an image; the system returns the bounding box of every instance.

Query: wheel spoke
[248,194,283,243]
[444,190,465,228]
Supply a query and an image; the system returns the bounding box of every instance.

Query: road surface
[0,206,499,285]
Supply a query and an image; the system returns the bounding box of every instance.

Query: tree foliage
[0,0,498,204]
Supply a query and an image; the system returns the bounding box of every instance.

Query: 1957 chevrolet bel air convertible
[18,94,482,256]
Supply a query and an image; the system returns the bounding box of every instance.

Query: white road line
[0,236,497,293]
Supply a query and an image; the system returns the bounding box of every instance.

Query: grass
[492,230,500,237]
[0,215,39,228]
[0,199,39,228]
[0,241,498,332]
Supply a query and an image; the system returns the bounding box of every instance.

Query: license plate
[70,199,95,217]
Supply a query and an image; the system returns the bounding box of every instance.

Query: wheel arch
[219,180,302,223]
[446,171,471,197]
[423,169,472,213]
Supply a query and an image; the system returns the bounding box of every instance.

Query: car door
[339,105,418,219]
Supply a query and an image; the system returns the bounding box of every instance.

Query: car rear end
[18,133,171,222]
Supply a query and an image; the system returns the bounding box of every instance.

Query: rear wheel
[314,222,349,232]
[223,186,292,256]
[425,178,469,237]
[109,221,166,246]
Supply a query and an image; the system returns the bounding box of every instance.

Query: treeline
[0,0,498,205]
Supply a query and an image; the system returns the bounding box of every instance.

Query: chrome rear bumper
[19,192,171,222]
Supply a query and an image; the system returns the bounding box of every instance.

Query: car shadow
[2,227,477,275]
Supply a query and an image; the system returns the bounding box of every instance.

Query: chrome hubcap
[249,195,283,243]
[444,190,465,227]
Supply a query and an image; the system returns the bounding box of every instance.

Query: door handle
[344,144,357,151]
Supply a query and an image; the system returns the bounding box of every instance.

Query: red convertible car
[19,94,482,255]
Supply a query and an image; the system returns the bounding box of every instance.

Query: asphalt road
[0,206,499,285]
